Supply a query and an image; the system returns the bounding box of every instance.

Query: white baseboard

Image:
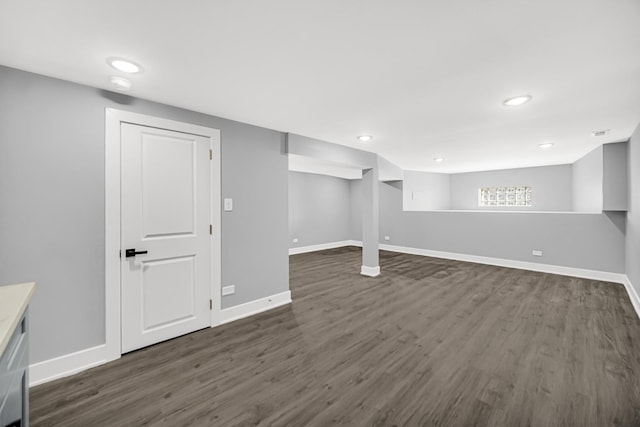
[216,290,292,326]
[361,265,381,277]
[380,243,640,318]
[30,245,631,387]
[29,344,113,387]
[379,244,627,284]
[289,240,360,255]
[623,276,640,320]
[290,241,630,302]
[30,291,292,387]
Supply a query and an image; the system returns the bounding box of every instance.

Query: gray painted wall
[572,146,603,213]
[450,165,573,211]
[403,171,450,211]
[379,182,625,273]
[351,179,624,273]
[603,142,629,211]
[377,156,404,181]
[0,66,289,364]
[350,179,363,242]
[289,172,351,248]
[289,131,631,288]
[627,124,640,292]
[287,133,380,271]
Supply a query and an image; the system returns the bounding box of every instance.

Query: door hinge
[209,299,213,310]
[119,250,121,258]
[209,224,213,235]
[209,149,213,160]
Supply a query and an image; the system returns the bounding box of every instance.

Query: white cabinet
[0,283,34,427]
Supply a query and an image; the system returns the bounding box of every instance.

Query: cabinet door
[0,314,28,427]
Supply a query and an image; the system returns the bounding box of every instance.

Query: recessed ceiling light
[107,57,142,74]
[434,157,445,162]
[591,129,610,137]
[357,135,373,142]
[538,142,554,149]
[110,76,132,91]
[503,95,532,107]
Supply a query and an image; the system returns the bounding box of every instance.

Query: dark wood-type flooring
[31,248,640,426]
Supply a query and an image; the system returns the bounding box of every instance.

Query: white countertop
[0,282,35,356]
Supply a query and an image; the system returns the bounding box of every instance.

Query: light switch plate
[224,198,233,211]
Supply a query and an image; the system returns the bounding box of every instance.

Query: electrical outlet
[384,236,390,241]
[223,198,233,211]
[222,285,235,296]
[293,238,299,243]
[532,250,543,257]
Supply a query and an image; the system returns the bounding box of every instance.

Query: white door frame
[105,108,221,361]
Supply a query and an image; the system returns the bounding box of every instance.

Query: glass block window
[478,186,532,207]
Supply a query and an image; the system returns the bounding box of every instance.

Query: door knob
[125,248,148,258]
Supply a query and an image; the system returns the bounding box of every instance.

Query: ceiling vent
[591,129,610,137]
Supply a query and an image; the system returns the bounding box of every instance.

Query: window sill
[403,209,604,215]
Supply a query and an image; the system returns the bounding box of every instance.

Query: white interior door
[120,123,211,353]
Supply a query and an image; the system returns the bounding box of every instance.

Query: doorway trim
[105,108,221,361]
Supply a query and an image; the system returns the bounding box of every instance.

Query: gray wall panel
[0,65,289,364]
[450,165,572,211]
[603,142,629,211]
[627,124,640,292]
[572,146,603,213]
[350,179,362,241]
[289,172,351,248]
[403,171,450,210]
[379,182,625,273]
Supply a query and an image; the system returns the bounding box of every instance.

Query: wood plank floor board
[30,247,640,426]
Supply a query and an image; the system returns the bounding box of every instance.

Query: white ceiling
[1,0,639,173]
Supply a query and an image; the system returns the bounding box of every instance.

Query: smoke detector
[110,76,132,91]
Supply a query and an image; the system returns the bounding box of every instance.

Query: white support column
[361,167,380,276]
